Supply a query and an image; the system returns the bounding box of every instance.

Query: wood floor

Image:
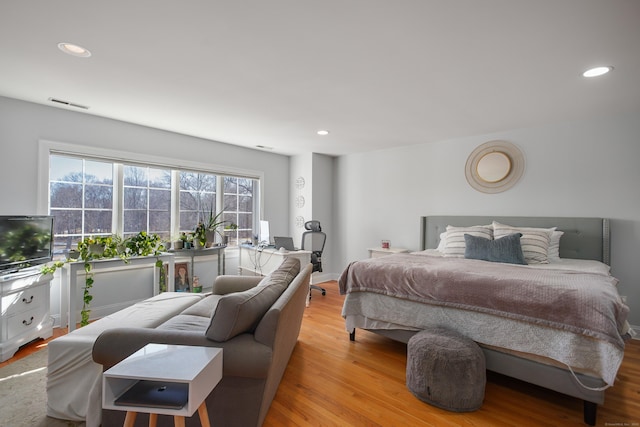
[3,281,639,426]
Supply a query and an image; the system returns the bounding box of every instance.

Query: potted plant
[194,222,207,249]
[202,205,237,247]
[42,231,167,327]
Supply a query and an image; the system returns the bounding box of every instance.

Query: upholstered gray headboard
[420,216,610,265]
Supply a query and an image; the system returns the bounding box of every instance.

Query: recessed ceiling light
[317,130,330,136]
[582,66,613,78]
[58,42,92,58]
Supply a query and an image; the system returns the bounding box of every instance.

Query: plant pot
[174,241,183,250]
[206,231,217,246]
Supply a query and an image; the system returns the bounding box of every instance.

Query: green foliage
[41,231,166,327]
[194,222,207,247]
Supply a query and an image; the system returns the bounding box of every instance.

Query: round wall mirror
[477,152,511,183]
[465,140,524,193]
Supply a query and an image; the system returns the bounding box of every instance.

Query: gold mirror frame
[465,140,524,193]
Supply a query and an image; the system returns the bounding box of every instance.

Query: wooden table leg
[173,415,186,427]
[124,411,137,427]
[149,413,158,427]
[198,401,211,427]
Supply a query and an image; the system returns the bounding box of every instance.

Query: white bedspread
[46,292,205,426]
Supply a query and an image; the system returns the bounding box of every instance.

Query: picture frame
[174,262,190,292]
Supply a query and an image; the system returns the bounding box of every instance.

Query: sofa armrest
[92,327,272,379]
[212,275,263,294]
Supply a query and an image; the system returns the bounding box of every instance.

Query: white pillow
[436,232,447,252]
[492,221,554,264]
[442,225,493,258]
[548,230,564,260]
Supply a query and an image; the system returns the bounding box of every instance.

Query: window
[49,155,114,254]
[124,165,172,239]
[48,153,258,257]
[222,177,255,246]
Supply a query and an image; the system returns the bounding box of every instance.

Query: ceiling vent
[48,97,90,110]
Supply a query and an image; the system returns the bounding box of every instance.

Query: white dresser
[0,270,53,361]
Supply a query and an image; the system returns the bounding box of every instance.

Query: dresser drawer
[1,283,47,317]
[7,305,48,339]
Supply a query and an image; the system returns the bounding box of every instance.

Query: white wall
[334,109,640,327]
[290,153,334,282]
[0,95,291,325]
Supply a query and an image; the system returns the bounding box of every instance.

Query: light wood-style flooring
[3,281,639,426]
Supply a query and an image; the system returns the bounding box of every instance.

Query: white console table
[103,343,222,425]
[0,270,53,361]
[169,245,226,292]
[238,244,311,277]
[62,254,175,332]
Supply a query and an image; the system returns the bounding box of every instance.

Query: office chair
[301,220,326,297]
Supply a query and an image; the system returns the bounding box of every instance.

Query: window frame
[38,140,264,251]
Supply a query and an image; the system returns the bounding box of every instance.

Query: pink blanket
[339,254,629,349]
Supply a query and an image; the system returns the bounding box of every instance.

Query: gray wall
[0,95,291,324]
[334,109,640,328]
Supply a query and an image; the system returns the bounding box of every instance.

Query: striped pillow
[443,225,493,257]
[492,221,554,264]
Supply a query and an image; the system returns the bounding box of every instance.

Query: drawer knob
[23,316,34,326]
[22,295,34,304]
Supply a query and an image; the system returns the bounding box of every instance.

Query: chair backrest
[301,220,326,272]
[301,230,326,253]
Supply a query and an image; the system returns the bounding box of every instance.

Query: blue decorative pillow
[464,233,527,265]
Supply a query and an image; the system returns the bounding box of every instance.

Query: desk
[62,254,175,332]
[103,343,222,426]
[238,245,311,277]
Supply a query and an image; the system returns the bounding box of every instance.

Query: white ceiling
[1,1,639,156]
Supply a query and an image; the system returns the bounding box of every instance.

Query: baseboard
[310,272,336,285]
[630,324,639,340]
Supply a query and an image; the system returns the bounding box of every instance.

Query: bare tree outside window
[179,172,216,233]
[223,177,254,245]
[123,166,171,240]
[49,156,114,255]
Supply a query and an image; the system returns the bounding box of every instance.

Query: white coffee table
[103,343,223,427]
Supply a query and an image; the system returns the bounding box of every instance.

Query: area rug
[0,348,85,427]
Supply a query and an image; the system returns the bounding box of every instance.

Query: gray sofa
[92,257,312,427]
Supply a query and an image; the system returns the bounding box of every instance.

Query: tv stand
[0,270,53,361]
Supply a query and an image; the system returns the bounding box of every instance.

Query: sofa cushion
[180,294,223,317]
[256,257,301,288]
[157,314,212,331]
[205,258,301,342]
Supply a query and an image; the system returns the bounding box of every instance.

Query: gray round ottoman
[406,327,486,412]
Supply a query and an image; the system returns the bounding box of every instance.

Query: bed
[339,216,634,425]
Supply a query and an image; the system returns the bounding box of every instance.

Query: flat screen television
[0,215,54,273]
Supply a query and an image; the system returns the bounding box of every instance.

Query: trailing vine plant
[41,231,166,327]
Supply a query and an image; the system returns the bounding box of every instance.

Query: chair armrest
[212,275,263,294]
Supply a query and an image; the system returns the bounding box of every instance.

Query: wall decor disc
[295,216,305,228]
[295,195,305,208]
[295,176,305,189]
[465,140,524,193]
